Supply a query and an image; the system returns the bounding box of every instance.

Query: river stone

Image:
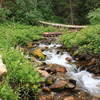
[38,69,50,78]
[66,82,76,89]
[50,80,67,90]
[39,93,54,100]
[42,87,51,92]
[46,64,67,73]
[0,56,7,76]
[67,79,76,89]
[87,58,96,66]
[65,57,73,62]
[64,96,75,100]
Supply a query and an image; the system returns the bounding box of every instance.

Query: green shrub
[0,82,18,100]
[61,25,100,54]
[0,23,58,100]
[0,23,57,48]
[2,49,42,84]
[88,8,100,25]
[2,0,43,25]
[0,8,11,23]
[0,23,59,100]
[0,48,43,100]
[1,0,57,25]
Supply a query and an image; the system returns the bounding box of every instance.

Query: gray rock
[0,55,7,76]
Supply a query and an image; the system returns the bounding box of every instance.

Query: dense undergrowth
[0,22,57,48]
[61,25,100,55]
[0,49,42,100]
[0,22,57,100]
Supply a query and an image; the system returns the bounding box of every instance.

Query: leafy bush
[61,25,100,54]
[0,22,58,100]
[0,48,43,100]
[88,8,100,25]
[2,49,42,84]
[0,8,11,23]
[1,0,57,25]
[0,82,18,100]
[0,22,57,48]
[2,0,43,25]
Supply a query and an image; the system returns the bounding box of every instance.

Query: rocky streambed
[21,38,100,100]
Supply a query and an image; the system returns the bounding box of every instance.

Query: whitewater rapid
[38,43,100,97]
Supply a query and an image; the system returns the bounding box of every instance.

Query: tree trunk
[69,0,74,25]
[0,0,4,7]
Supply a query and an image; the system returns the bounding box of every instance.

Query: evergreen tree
[0,0,99,24]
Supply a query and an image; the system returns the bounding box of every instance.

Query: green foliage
[0,22,58,99]
[2,49,42,84]
[1,0,57,24]
[0,22,57,48]
[88,8,100,25]
[51,0,100,24]
[0,8,11,23]
[3,0,43,25]
[1,0,99,24]
[37,0,54,21]
[0,82,18,100]
[0,48,43,100]
[61,25,100,54]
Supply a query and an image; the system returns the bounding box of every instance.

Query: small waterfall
[38,43,100,97]
[43,50,77,72]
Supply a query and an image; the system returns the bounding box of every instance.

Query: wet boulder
[54,66,67,73]
[66,79,76,89]
[49,79,76,91]
[87,58,96,66]
[46,64,67,74]
[49,80,67,90]
[42,87,51,92]
[65,57,73,62]
[38,69,50,78]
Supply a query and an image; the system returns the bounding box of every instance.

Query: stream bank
[20,37,100,100]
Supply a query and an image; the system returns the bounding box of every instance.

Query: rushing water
[38,43,100,97]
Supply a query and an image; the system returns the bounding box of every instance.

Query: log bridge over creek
[39,21,87,37]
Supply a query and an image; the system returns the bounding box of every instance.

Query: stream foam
[38,43,100,97]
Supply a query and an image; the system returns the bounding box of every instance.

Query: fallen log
[39,21,87,29]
